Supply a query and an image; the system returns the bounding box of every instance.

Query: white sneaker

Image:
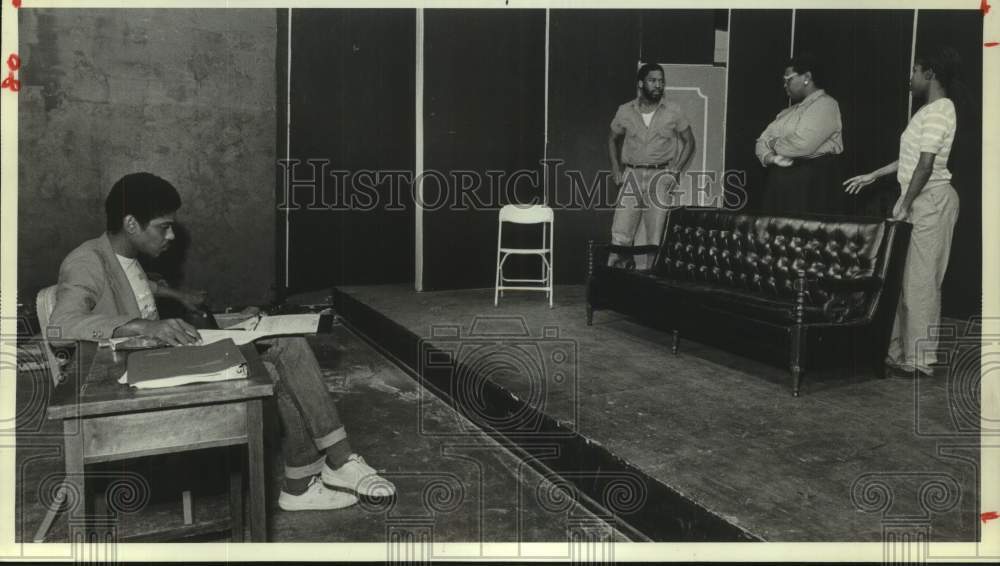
[321,454,396,497]
[278,476,358,511]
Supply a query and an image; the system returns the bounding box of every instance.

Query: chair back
[499,204,553,225]
[36,285,57,332]
[35,285,65,385]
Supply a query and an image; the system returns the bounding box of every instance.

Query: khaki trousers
[608,167,678,270]
[887,182,960,374]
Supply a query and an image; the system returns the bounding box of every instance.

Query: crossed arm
[756,97,840,167]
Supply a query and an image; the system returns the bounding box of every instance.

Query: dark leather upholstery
[586,208,912,395]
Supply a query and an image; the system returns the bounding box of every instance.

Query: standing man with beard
[607,62,696,270]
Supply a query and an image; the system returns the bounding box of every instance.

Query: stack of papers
[197,313,322,346]
[119,338,248,389]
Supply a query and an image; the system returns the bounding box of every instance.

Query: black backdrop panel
[547,10,717,285]
[422,10,547,291]
[548,10,641,286]
[639,10,717,65]
[916,10,983,319]
[724,10,793,212]
[793,10,914,218]
[286,9,416,293]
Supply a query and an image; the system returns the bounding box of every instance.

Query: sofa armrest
[586,241,659,277]
[586,241,607,279]
[816,276,882,323]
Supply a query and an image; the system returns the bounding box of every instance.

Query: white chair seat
[499,247,550,254]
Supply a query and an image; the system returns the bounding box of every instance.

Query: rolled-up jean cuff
[315,426,347,451]
[284,456,326,480]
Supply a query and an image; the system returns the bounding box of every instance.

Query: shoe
[278,476,358,511]
[321,454,396,498]
[885,361,934,379]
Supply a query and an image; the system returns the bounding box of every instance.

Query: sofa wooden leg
[876,358,890,379]
[671,330,679,355]
[586,304,593,326]
[790,278,807,397]
[873,344,891,379]
[791,366,802,397]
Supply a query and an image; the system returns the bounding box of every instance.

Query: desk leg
[63,419,88,540]
[229,446,244,542]
[247,400,267,542]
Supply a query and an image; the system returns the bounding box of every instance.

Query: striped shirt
[897,98,956,193]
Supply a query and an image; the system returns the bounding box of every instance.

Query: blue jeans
[257,337,352,479]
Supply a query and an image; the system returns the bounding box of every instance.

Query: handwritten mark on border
[1,53,20,93]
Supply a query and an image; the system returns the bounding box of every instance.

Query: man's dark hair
[787,52,823,87]
[105,172,182,233]
[636,62,664,83]
[915,47,962,94]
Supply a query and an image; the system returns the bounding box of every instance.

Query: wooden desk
[46,342,274,542]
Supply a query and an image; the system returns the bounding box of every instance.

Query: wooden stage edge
[330,284,980,543]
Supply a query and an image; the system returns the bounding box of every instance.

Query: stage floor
[15,324,624,546]
[334,283,981,542]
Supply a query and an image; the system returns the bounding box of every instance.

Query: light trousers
[886,182,960,374]
[608,167,679,270]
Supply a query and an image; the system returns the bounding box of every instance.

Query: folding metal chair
[494,204,554,308]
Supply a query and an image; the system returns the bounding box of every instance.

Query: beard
[641,85,663,102]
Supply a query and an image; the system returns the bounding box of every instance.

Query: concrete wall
[18,9,277,307]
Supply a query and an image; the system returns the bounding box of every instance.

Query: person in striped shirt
[843,47,962,378]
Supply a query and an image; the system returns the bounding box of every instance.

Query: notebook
[122,338,248,389]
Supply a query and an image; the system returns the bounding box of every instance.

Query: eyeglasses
[782,73,800,84]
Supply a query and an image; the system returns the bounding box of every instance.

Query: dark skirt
[760,154,845,216]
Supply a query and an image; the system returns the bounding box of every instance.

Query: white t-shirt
[116,254,159,320]
[641,110,655,127]
[897,98,956,194]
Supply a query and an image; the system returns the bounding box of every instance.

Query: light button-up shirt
[755,89,843,165]
[611,97,692,167]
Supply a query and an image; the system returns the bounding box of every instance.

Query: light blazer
[48,233,159,341]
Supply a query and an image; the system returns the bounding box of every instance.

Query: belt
[624,162,672,169]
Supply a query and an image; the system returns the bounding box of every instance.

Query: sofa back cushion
[654,208,886,307]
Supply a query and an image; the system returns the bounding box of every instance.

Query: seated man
[48,172,395,511]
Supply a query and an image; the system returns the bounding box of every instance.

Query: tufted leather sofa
[586,208,912,395]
